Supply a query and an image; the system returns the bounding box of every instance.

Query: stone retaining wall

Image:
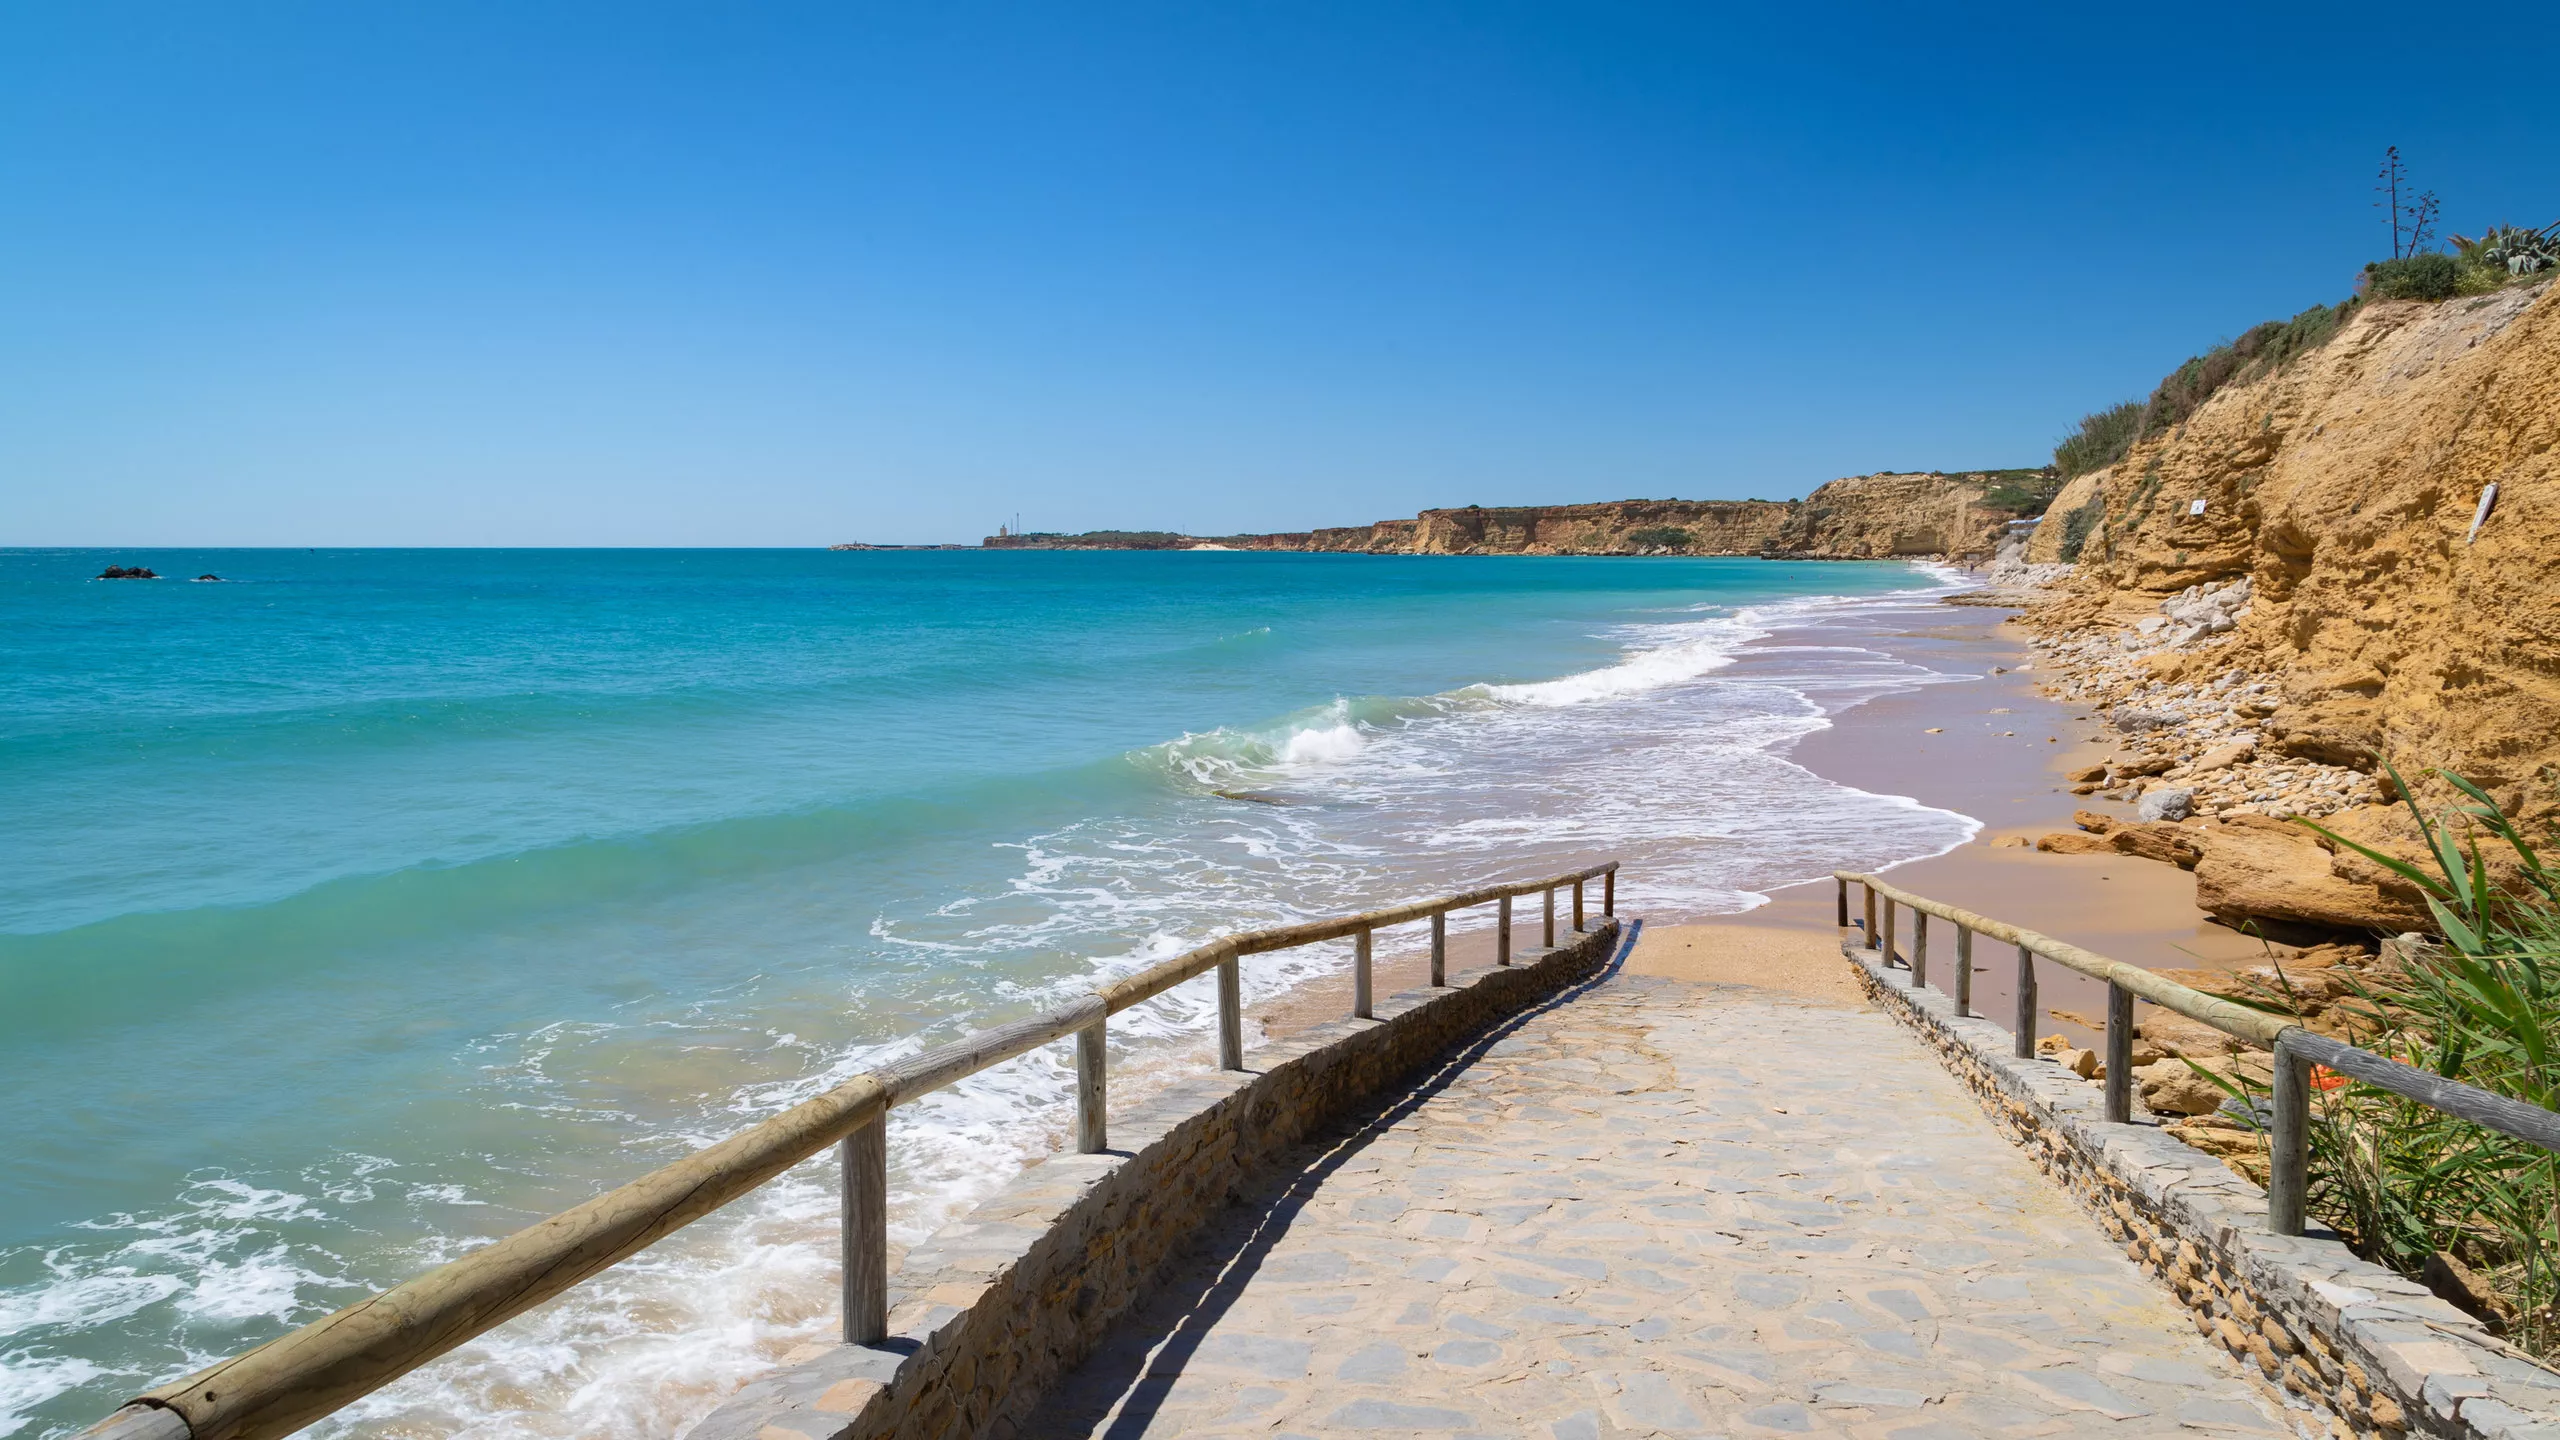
[1850,944,2560,1439]
[690,921,1622,1440]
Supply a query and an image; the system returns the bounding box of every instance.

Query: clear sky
[4,3,2554,546]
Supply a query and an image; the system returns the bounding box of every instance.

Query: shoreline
[1658,594,2273,1046]
[1253,578,2273,1049]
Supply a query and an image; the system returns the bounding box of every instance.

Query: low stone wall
[1849,945,2560,1439]
[691,921,1622,1440]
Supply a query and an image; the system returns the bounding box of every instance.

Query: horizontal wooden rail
[1840,871,2287,1045]
[1834,869,2560,1241]
[86,860,1620,1440]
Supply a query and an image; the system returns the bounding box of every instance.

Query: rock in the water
[2136,786,2194,822]
[96,565,159,579]
[193,573,223,582]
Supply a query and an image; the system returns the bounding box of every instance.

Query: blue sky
[4,3,2554,546]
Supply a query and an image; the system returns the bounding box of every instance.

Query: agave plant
[2452,222,2560,277]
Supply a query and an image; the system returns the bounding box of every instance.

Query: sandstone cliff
[985,471,2043,559]
[2025,278,2560,821]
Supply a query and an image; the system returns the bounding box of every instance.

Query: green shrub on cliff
[1623,525,1694,551]
[2052,299,2362,481]
[2055,403,2145,478]
[2362,226,2560,301]
[1972,468,2062,514]
[2057,501,2103,561]
[2363,253,2464,301]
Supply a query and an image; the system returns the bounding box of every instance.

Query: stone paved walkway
[1032,973,2295,1439]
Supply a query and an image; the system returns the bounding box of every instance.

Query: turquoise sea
[0,548,1974,1440]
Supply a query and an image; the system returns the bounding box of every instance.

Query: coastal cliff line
[974,469,2054,560]
[1996,273,2559,940]
[2020,276,2557,822]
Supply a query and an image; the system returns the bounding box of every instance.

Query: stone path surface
[1032,973,2294,1439]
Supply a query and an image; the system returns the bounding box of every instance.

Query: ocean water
[0,548,1977,1440]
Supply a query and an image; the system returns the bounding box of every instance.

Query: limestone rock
[2028,280,2560,833]
[2193,740,2255,772]
[2191,824,2434,933]
[2072,809,2116,834]
[2135,1011,2244,1060]
[2108,821,2203,868]
[2137,786,2195,822]
[2137,1059,2229,1116]
[2036,832,2113,855]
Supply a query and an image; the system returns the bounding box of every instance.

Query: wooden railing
[83,861,1619,1440]
[1836,870,2560,1235]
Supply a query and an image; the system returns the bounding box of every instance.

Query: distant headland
[836,470,2059,561]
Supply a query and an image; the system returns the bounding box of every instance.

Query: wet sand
[1692,599,2268,1044]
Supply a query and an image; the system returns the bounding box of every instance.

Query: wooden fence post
[2105,981,2134,1123]
[1353,927,1373,1019]
[1429,910,1447,987]
[1604,868,1614,916]
[2269,1035,2310,1236]
[1076,1021,1107,1153]
[1954,925,1972,1017]
[1836,876,1849,929]
[1882,898,1897,968]
[1863,884,1878,949]
[1217,952,1243,1070]
[1498,895,1512,965]
[1543,887,1556,948]
[2013,945,2037,1059]
[1912,912,1929,990]
[841,1119,887,1345]
[1572,879,1585,933]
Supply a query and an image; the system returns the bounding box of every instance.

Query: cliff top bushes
[1622,525,1695,551]
[1968,468,2063,514]
[2363,223,2559,301]
[2051,299,2361,479]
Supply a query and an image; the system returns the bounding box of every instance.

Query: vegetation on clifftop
[2052,299,2362,480]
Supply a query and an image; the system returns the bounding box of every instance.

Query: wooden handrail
[1841,870,2287,1044]
[85,860,1621,1440]
[1833,869,2560,1240]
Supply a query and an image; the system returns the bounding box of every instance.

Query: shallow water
[0,548,1975,1439]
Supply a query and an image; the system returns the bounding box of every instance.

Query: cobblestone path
[1033,973,2294,1439]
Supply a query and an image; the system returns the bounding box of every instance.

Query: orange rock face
[2028,279,2560,824]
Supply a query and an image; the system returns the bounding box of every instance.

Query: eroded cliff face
[2025,279,2560,820]
[987,472,2031,559]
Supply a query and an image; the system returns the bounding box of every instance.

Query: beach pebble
[2137,786,2196,822]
